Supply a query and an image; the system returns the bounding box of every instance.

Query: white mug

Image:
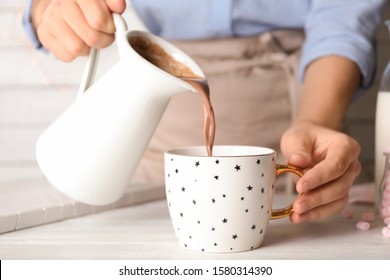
[35,14,206,205]
[164,145,303,253]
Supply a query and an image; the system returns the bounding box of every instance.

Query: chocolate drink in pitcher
[129,36,216,156]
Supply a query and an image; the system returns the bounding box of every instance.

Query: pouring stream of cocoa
[181,77,215,156]
[129,36,216,156]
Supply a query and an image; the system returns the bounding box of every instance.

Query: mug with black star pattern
[164,145,303,253]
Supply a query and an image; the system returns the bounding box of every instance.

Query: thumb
[281,131,312,169]
[105,0,127,14]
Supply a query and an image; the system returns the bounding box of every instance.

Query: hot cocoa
[129,35,216,156]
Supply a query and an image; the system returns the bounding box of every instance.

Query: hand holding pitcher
[30,0,127,61]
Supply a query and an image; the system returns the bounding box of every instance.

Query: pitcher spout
[126,30,207,96]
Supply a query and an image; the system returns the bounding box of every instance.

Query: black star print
[168,173,170,177]
[189,236,192,239]
[256,159,261,165]
[247,185,253,191]
[261,173,264,177]
[260,229,263,234]
[222,194,226,198]
[184,243,187,247]
[180,213,183,217]
[197,221,201,224]
[181,187,185,192]
[232,234,238,240]
[245,209,249,213]
[195,161,200,167]
[212,198,216,203]
[222,218,228,223]
[192,200,196,205]
[215,159,220,164]
[272,184,274,189]
[175,169,178,173]
[251,225,256,230]
[261,187,265,193]
[261,205,264,209]
[241,197,245,201]
[234,165,241,171]
[214,243,218,246]
[171,158,173,161]
[214,175,219,180]
[211,227,215,231]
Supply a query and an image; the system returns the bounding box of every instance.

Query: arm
[296,55,360,129]
[280,0,386,223]
[29,0,126,61]
[281,56,362,223]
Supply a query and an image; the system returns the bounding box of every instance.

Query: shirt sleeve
[299,0,387,91]
[131,0,233,39]
[22,0,44,49]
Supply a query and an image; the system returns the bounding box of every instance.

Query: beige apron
[131,30,305,189]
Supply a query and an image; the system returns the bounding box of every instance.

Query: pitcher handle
[77,48,99,99]
[77,14,128,99]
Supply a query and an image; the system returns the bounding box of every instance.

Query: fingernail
[296,213,310,223]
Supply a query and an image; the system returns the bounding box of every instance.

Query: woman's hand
[31,0,127,61]
[281,120,361,223]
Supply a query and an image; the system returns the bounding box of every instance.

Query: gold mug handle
[270,164,304,220]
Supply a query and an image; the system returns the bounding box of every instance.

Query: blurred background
[0,0,389,186]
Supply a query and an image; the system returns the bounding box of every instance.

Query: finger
[48,16,90,58]
[77,0,115,34]
[35,6,84,61]
[281,129,313,168]
[64,1,115,48]
[105,0,127,14]
[296,136,360,193]
[38,31,77,62]
[290,194,349,224]
[291,159,360,221]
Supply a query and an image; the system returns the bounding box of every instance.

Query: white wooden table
[1,193,389,260]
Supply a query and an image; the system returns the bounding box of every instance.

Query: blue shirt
[23,0,387,90]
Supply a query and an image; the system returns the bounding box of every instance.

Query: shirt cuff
[22,0,44,49]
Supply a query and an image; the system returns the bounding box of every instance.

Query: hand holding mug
[281,121,361,224]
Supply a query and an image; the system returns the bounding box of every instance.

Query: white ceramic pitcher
[36,14,205,205]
